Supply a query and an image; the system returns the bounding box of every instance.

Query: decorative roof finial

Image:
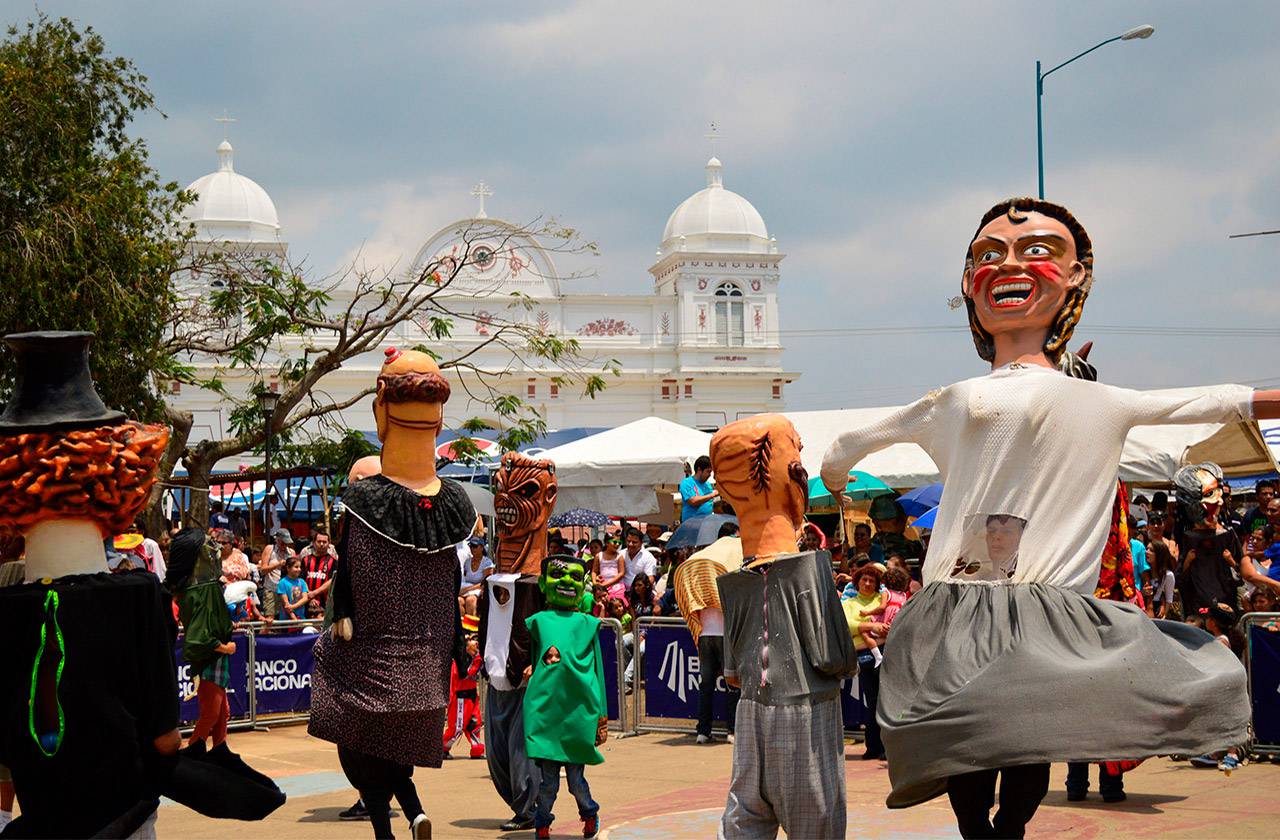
[214,110,237,172]
[704,121,725,187]
[471,181,493,219]
[705,120,723,155]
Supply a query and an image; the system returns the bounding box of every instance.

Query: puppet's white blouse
[820,366,1253,594]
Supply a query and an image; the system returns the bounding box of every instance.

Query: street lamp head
[1121,24,1155,40]
[257,389,280,415]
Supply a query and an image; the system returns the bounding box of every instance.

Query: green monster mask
[539,555,587,611]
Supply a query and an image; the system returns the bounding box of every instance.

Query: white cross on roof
[471,181,493,219]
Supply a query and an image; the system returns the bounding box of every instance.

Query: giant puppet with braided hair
[712,415,858,840]
[821,198,1280,838]
[310,347,477,840]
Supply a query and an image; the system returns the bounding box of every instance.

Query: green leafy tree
[0,14,198,417]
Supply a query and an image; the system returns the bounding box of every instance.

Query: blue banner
[254,632,319,714]
[639,622,868,730]
[175,632,250,725]
[1251,624,1280,745]
[599,623,620,721]
[641,624,729,720]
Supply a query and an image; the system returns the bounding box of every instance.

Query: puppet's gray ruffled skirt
[879,581,1248,808]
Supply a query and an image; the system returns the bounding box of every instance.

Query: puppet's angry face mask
[494,452,557,574]
[1174,462,1224,528]
[539,555,586,611]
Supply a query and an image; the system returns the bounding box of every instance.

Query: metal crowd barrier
[176,619,324,735]
[627,616,871,740]
[597,617,629,735]
[1243,611,1280,755]
[628,616,731,736]
[177,618,632,735]
[243,619,325,728]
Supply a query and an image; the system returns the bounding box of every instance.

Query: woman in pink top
[216,530,251,582]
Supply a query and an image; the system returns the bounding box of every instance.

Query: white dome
[183,141,282,243]
[660,157,771,255]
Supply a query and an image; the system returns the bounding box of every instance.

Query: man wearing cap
[259,528,296,621]
[868,495,925,575]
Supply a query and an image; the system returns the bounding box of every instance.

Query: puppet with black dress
[310,347,476,840]
[0,331,283,838]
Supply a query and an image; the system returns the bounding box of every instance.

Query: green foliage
[0,14,192,418]
[273,428,379,482]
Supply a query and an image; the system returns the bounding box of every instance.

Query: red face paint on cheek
[972,265,997,294]
[1026,261,1062,284]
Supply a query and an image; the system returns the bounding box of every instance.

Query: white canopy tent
[785,386,1278,489]
[537,416,712,516]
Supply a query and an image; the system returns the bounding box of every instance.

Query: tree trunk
[183,442,218,530]
[141,406,193,539]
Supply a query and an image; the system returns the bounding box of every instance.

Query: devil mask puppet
[494,452,557,574]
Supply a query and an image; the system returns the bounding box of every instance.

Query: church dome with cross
[183,138,283,244]
[660,156,773,256]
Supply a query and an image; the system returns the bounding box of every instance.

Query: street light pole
[1036,60,1044,200]
[1035,24,1155,198]
[258,390,280,538]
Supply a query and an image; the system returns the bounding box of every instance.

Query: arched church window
[714,283,744,347]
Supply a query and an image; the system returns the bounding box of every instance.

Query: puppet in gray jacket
[713,415,858,840]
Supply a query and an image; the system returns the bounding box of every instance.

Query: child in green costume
[523,555,607,839]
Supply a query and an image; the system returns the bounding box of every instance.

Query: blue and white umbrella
[549,508,612,528]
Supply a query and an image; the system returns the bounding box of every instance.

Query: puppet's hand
[154,727,181,756]
[333,617,354,641]
[216,641,237,655]
[595,716,609,746]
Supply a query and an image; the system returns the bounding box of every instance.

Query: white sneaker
[411,813,431,839]
[727,733,735,744]
[696,734,710,744]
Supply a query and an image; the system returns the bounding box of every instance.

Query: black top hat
[0,331,126,433]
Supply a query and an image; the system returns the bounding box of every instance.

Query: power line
[543,323,1280,342]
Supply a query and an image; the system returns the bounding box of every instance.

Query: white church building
[173,139,796,449]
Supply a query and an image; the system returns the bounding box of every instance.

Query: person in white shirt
[620,528,657,588]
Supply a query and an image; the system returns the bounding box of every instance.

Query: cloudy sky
[25,1,1280,411]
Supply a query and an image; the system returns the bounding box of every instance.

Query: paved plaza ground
[151,723,1280,838]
